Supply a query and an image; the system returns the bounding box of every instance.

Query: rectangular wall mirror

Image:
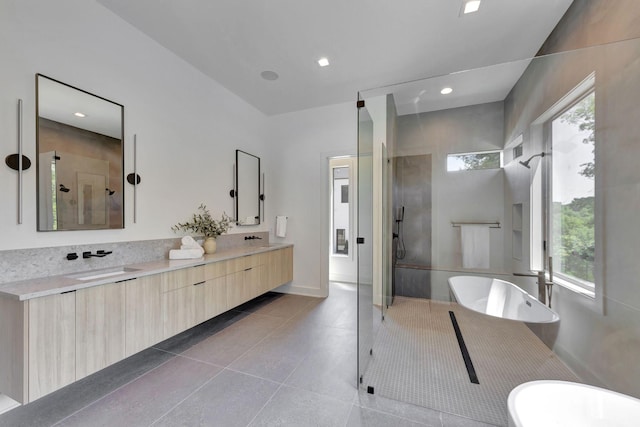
[36,74,124,231]
[235,150,260,225]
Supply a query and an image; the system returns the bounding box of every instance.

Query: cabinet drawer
[204,260,227,280]
[227,264,265,309]
[194,276,227,324]
[162,285,197,337]
[160,265,205,292]
[226,254,261,274]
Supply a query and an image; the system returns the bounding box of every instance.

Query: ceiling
[97,0,574,116]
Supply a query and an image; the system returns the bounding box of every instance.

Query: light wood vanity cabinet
[0,245,292,404]
[124,275,163,357]
[76,282,126,379]
[226,255,265,309]
[161,265,204,338]
[282,246,294,283]
[196,261,228,323]
[265,246,293,292]
[28,292,76,402]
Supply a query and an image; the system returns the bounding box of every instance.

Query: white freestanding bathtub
[448,276,559,323]
[508,380,640,427]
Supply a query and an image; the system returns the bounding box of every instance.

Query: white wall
[0,0,269,252]
[266,102,357,297]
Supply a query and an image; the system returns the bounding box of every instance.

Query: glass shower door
[382,143,392,312]
[356,98,373,386]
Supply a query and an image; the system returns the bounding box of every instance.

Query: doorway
[328,156,357,284]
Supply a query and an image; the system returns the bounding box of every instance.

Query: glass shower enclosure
[355,36,640,425]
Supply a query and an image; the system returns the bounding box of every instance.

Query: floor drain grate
[449,311,479,384]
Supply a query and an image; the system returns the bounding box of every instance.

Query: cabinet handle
[193,281,206,286]
[244,267,252,272]
[60,290,76,294]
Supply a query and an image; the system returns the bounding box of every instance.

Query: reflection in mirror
[36,74,124,231]
[235,150,260,225]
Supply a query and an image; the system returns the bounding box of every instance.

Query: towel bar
[452,221,501,229]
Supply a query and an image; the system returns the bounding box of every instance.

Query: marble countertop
[0,243,293,301]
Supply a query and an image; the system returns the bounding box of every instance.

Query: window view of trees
[551,92,595,284]
[447,151,501,171]
[552,196,595,282]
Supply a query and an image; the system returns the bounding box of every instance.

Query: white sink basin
[67,267,139,281]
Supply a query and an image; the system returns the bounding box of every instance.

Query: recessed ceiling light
[260,70,279,81]
[317,57,330,67]
[440,87,453,95]
[74,112,86,118]
[462,0,481,14]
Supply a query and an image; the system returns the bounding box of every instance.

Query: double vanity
[0,243,293,404]
[1,72,285,408]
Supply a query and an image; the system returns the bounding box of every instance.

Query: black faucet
[244,236,263,240]
[83,250,113,259]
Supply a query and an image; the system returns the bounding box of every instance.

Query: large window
[549,91,595,289]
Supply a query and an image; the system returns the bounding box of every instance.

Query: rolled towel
[181,236,201,249]
[169,249,204,260]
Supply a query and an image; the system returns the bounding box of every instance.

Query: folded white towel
[181,236,201,249]
[276,216,287,238]
[180,245,205,255]
[169,249,204,260]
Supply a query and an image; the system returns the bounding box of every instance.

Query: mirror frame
[35,74,125,231]
[234,149,261,226]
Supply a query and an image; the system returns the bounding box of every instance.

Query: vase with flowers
[172,204,233,254]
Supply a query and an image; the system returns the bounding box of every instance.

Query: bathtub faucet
[513,270,552,306]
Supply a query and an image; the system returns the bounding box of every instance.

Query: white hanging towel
[276,216,287,238]
[460,225,490,269]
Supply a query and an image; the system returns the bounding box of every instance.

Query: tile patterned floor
[364,297,580,426]
[0,285,493,427]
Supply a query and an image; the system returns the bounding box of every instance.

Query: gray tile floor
[0,283,492,427]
